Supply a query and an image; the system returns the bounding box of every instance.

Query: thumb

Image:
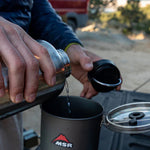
[66,44,94,71]
[79,53,93,71]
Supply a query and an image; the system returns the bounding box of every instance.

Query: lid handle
[129,112,145,126]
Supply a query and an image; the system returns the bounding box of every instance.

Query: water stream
[65,80,72,116]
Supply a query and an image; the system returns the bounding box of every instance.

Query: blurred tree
[88,0,117,19]
[94,0,150,34]
[118,0,146,34]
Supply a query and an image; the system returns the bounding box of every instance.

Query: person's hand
[0,17,56,103]
[66,44,122,99]
[66,44,101,98]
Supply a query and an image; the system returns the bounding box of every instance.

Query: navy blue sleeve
[29,0,83,50]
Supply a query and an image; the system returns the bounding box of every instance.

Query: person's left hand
[67,44,122,99]
[66,44,101,99]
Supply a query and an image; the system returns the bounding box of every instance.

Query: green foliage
[99,0,150,35]
[141,5,150,19]
[88,0,117,19]
[118,1,146,31]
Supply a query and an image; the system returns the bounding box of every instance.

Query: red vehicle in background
[49,0,90,31]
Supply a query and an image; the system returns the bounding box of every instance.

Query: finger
[85,88,98,99]
[0,63,5,97]
[0,27,25,103]
[67,45,93,71]
[7,30,39,102]
[116,77,123,91]
[84,50,101,62]
[116,84,121,91]
[23,35,56,86]
[78,51,93,72]
[84,82,98,99]
[80,83,88,97]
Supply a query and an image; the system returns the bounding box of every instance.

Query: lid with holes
[105,102,150,134]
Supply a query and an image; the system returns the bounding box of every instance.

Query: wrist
[67,44,85,54]
[65,43,83,53]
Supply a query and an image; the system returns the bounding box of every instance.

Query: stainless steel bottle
[0,40,71,119]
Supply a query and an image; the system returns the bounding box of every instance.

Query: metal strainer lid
[105,102,150,134]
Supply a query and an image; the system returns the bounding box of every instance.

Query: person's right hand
[0,17,56,103]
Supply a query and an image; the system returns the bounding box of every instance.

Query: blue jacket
[0,0,82,50]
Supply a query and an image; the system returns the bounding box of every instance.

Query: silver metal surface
[105,102,150,133]
[93,78,122,87]
[0,40,71,118]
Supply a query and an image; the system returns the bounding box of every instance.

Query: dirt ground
[23,23,150,148]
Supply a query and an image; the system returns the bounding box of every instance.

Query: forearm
[29,0,82,50]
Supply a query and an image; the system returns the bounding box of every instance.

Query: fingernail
[0,89,5,97]
[15,93,23,103]
[85,63,93,69]
[28,93,36,102]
